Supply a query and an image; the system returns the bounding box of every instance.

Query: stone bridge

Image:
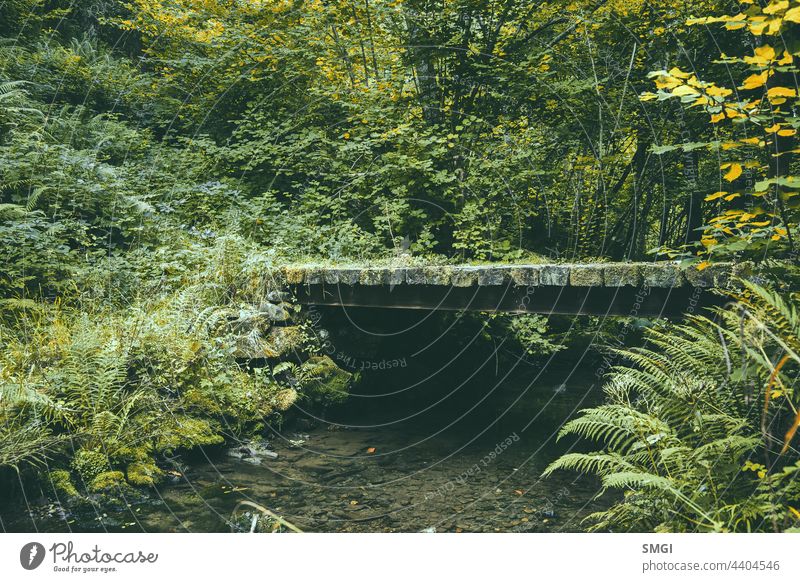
[278,262,748,317]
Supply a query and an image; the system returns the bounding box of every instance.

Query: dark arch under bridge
[281,262,749,318]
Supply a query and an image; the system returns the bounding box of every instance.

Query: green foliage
[0,233,351,492]
[507,314,565,357]
[48,469,79,498]
[300,356,353,406]
[0,0,797,535]
[89,470,127,493]
[545,282,800,532]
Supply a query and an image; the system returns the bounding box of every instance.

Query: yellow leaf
[725,21,748,30]
[710,112,725,123]
[789,506,800,520]
[765,123,782,134]
[786,6,800,22]
[667,67,692,79]
[777,50,794,64]
[763,1,788,15]
[724,193,741,201]
[672,84,700,97]
[706,85,733,98]
[767,86,797,98]
[705,191,728,201]
[655,76,681,90]
[696,261,711,271]
[724,163,743,182]
[701,236,717,248]
[744,45,776,66]
[778,129,797,137]
[741,72,768,90]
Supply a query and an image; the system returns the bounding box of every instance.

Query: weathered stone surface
[451,267,479,287]
[258,302,290,322]
[359,268,387,285]
[305,268,323,284]
[323,269,340,285]
[404,268,427,285]
[267,290,290,303]
[603,264,641,287]
[478,267,509,286]
[540,265,569,286]
[338,269,361,285]
[570,265,604,286]
[281,262,740,291]
[683,265,714,287]
[387,268,404,286]
[642,264,682,287]
[707,262,738,289]
[510,267,540,287]
[423,266,452,285]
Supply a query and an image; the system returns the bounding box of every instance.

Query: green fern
[545,282,799,532]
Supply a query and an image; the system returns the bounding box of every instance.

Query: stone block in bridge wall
[422,266,452,285]
[569,265,604,286]
[509,267,540,287]
[642,264,683,288]
[603,264,641,287]
[539,265,569,286]
[451,267,479,287]
[478,267,510,286]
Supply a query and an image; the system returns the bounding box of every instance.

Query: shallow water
[1,363,611,533]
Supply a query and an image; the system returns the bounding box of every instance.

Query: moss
[126,461,164,487]
[48,469,79,498]
[274,388,298,411]
[284,267,305,284]
[71,449,110,483]
[89,470,126,493]
[263,326,305,357]
[155,417,225,452]
[301,355,352,405]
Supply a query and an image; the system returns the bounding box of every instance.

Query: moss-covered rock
[274,388,298,411]
[71,448,110,483]
[156,417,225,452]
[301,355,352,405]
[48,469,79,498]
[89,470,126,493]
[284,267,306,284]
[126,461,164,487]
[263,326,305,357]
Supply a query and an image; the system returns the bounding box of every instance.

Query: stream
[2,308,617,533]
[1,364,611,533]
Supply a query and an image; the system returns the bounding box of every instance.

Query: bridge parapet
[279,262,746,289]
[274,262,751,317]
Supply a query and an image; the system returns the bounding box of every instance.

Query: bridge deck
[278,262,746,317]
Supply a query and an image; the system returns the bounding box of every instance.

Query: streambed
[1,365,611,533]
